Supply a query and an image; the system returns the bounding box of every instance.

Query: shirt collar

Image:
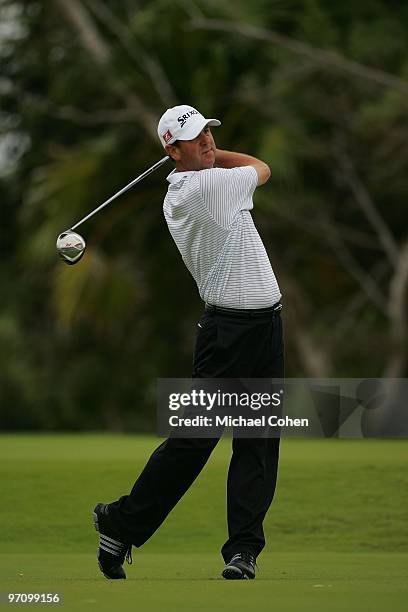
[166,169,196,184]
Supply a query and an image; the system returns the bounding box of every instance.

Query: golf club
[56,155,170,265]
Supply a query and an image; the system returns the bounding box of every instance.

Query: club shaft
[69,156,169,232]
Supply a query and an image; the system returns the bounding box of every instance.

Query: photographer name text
[168,415,309,428]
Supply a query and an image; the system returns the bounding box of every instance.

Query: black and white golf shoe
[93,503,132,580]
[222,552,256,580]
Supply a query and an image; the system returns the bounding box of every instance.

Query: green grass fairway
[1,435,407,611]
[1,552,406,612]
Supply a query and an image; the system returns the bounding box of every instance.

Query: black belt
[205,301,282,318]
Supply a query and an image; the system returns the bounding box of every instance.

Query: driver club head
[56,231,86,265]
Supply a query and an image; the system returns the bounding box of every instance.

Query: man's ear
[165,143,180,162]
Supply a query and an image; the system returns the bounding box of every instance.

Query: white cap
[157,104,221,148]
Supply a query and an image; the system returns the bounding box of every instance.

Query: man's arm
[215,149,271,186]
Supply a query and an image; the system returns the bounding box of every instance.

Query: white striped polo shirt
[163,165,282,308]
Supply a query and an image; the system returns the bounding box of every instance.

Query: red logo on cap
[163,130,173,143]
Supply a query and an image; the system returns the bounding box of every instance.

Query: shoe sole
[93,510,100,533]
[222,566,253,580]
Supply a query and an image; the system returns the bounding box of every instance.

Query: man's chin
[202,151,215,168]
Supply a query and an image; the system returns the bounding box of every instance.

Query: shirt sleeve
[198,166,258,228]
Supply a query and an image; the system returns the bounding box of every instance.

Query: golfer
[93,105,284,580]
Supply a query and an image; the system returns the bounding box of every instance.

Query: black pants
[108,307,284,561]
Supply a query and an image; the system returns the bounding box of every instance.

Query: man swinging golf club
[93,104,284,580]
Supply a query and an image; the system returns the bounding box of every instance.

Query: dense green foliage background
[0,0,407,430]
